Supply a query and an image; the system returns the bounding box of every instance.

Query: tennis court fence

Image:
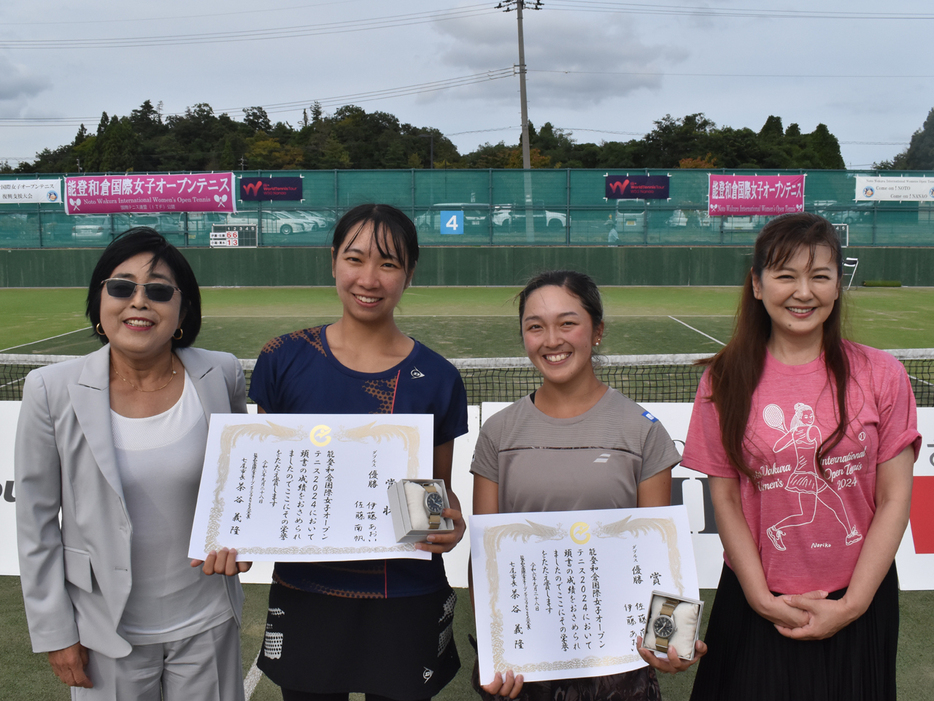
[3,351,934,407]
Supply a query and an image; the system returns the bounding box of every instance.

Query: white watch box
[643,590,705,661]
[388,478,454,543]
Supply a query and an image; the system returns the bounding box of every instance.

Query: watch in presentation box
[388,479,454,543]
[643,590,704,660]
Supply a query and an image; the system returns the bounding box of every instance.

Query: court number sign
[440,210,464,235]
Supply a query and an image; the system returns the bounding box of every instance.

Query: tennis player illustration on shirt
[764,402,863,551]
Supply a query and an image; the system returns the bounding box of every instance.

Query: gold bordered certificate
[469,506,698,684]
[188,414,433,562]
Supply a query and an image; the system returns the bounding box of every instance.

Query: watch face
[425,491,444,514]
[653,615,675,638]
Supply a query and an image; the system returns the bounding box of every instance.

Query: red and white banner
[708,174,805,216]
[64,173,236,214]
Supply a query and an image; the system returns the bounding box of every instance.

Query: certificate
[188,413,434,562]
[470,505,698,684]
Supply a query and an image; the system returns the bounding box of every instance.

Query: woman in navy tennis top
[250,204,468,701]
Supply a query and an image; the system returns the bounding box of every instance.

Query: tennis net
[3,351,934,407]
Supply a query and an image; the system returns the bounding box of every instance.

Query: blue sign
[439,210,465,235]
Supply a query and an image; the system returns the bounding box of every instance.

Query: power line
[545,1,934,20]
[0,69,515,129]
[2,0,368,26]
[531,69,934,80]
[0,5,498,49]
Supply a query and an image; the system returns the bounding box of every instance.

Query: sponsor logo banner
[240,177,303,201]
[64,173,236,214]
[708,174,805,216]
[0,178,62,204]
[855,176,934,202]
[605,175,670,200]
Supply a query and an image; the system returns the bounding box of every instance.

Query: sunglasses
[101,278,180,303]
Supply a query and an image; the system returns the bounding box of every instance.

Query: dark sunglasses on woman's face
[101,278,180,303]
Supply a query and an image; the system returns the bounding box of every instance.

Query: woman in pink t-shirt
[682,213,919,701]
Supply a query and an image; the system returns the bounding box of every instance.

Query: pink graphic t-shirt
[682,342,920,594]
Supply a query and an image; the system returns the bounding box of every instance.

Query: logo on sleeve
[642,411,658,422]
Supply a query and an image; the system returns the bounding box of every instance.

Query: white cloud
[432,12,687,108]
[0,53,50,107]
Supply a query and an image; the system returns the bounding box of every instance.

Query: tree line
[2,99,848,174]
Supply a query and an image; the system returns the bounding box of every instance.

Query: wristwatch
[652,597,679,652]
[423,482,444,529]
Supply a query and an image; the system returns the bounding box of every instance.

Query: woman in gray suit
[15,227,249,700]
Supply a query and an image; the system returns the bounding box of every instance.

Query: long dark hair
[704,213,848,480]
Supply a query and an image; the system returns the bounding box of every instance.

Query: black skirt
[258,582,460,700]
[690,563,899,701]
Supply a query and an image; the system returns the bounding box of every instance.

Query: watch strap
[654,597,680,653]
[424,482,441,529]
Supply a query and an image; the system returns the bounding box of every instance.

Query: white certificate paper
[188,414,434,562]
[470,506,698,684]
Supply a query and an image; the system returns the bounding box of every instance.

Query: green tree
[902,108,934,170]
[243,106,272,134]
[320,134,351,169]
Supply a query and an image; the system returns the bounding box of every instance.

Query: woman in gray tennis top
[470,270,706,701]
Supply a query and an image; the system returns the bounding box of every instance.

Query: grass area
[3,284,933,699]
[4,286,934,359]
[4,580,932,701]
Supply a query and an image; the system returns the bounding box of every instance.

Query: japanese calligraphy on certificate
[188,414,433,562]
[470,506,698,684]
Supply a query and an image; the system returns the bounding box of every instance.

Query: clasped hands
[763,589,858,640]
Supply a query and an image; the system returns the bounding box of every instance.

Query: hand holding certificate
[470,505,699,685]
[188,413,434,562]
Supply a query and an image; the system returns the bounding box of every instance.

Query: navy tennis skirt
[257,581,460,700]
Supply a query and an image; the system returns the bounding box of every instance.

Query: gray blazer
[15,344,248,657]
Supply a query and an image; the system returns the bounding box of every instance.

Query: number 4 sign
[440,210,464,235]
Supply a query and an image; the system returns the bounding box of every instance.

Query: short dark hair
[86,227,201,348]
[331,204,419,274]
[517,269,604,335]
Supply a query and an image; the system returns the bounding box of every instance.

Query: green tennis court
[5,286,934,359]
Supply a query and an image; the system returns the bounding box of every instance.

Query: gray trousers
[73,617,244,701]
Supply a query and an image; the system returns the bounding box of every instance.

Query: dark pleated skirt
[690,563,899,701]
[258,582,460,700]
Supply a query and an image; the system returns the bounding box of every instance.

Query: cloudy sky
[0,1,930,169]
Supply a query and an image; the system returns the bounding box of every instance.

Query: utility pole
[497,1,542,170]
[498,1,543,241]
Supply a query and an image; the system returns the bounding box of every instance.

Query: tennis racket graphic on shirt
[763,404,787,432]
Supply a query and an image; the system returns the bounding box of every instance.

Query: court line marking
[668,316,725,346]
[244,651,262,699]
[0,327,88,353]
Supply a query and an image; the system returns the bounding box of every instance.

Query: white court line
[244,652,263,699]
[668,316,725,346]
[0,327,88,353]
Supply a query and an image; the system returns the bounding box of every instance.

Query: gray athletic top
[470,387,682,513]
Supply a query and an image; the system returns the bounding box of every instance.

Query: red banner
[708,174,805,216]
[910,476,934,554]
[64,173,236,214]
